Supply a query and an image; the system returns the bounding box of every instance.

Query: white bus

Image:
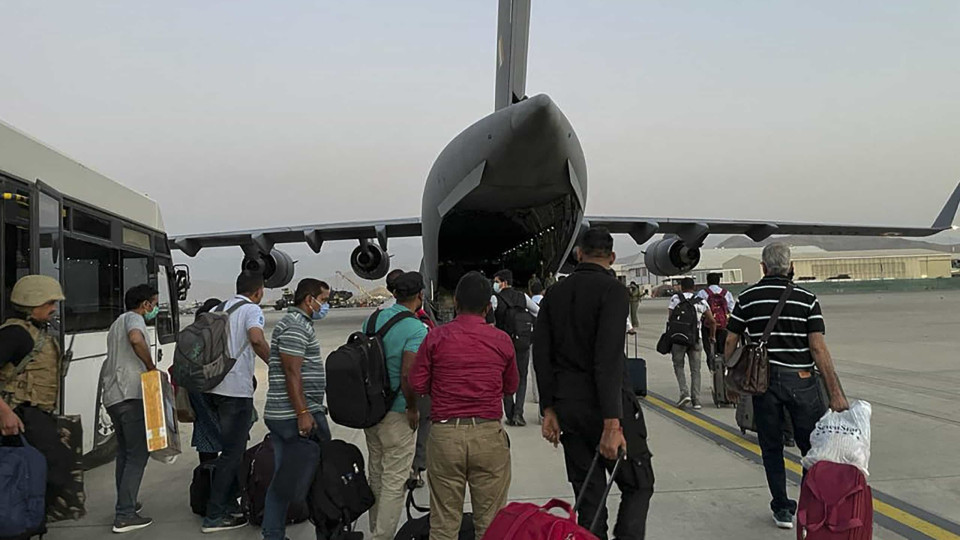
[1,120,187,465]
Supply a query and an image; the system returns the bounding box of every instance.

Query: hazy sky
[2,1,959,273]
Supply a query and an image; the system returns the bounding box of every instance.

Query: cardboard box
[141,370,181,461]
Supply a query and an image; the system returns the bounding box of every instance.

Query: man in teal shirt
[362,271,429,540]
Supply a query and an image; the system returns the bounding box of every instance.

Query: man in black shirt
[492,268,539,426]
[725,243,848,531]
[534,227,654,540]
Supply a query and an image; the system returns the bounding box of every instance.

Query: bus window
[38,190,61,282]
[122,251,156,325]
[63,237,121,332]
[156,264,177,344]
[2,187,30,319]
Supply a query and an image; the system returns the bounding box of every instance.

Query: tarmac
[46,289,960,539]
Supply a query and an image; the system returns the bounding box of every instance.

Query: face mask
[493,282,502,293]
[144,305,160,322]
[312,299,330,321]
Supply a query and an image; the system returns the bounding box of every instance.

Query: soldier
[0,275,65,426]
[0,274,84,521]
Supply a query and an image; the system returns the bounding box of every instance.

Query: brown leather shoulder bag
[724,283,794,395]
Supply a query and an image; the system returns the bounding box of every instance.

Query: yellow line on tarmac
[644,395,960,540]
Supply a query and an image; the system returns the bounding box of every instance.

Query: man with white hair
[725,242,849,531]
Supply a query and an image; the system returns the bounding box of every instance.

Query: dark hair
[125,284,159,311]
[707,272,722,286]
[236,272,265,296]
[578,227,614,258]
[294,278,330,305]
[680,277,695,291]
[455,271,493,315]
[385,269,404,293]
[493,269,513,286]
[529,279,544,296]
[196,298,222,322]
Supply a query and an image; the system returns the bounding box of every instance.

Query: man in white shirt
[697,272,736,365]
[201,272,270,534]
[667,277,717,410]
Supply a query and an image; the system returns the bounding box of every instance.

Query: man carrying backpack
[262,278,331,540]
[697,273,735,366]
[201,272,270,534]
[99,284,160,533]
[666,277,717,410]
[491,269,538,426]
[725,243,848,530]
[361,271,428,540]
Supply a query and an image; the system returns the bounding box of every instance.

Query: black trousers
[753,367,827,513]
[503,342,531,421]
[556,391,655,540]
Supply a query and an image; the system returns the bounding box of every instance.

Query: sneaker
[773,509,794,529]
[676,396,692,409]
[692,403,703,410]
[202,516,249,534]
[135,502,143,513]
[784,437,796,448]
[113,515,153,534]
[514,415,527,427]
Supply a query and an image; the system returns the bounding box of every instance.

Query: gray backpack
[172,301,248,392]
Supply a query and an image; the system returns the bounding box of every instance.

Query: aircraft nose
[510,94,557,132]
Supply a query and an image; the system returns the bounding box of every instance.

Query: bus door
[31,181,67,410]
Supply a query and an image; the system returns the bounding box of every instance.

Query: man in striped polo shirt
[725,243,848,531]
[261,278,332,540]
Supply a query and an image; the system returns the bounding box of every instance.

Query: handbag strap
[759,283,795,345]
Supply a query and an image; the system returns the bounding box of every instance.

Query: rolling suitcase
[712,366,739,408]
[736,394,756,434]
[625,334,647,398]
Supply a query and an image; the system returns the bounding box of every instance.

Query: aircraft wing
[588,182,960,246]
[168,217,422,257]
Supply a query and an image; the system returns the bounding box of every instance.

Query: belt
[770,364,816,373]
[434,417,499,426]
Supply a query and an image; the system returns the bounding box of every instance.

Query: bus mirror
[173,264,191,301]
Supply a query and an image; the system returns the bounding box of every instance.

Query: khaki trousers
[365,411,417,540]
[427,420,511,540]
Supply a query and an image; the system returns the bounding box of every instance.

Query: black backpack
[393,480,475,540]
[325,309,415,429]
[666,294,701,347]
[172,300,249,392]
[495,290,535,348]
[309,440,375,537]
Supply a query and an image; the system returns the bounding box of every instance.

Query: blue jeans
[203,394,254,522]
[106,399,149,520]
[262,412,331,540]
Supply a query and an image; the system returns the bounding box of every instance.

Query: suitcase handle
[572,448,626,534]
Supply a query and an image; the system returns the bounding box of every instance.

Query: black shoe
[505,418,516,426]
[201,515,248,533]
[113,515,153,534]
[135,502,143,513]
[783,437,796,448]
[773,509,794,529]
[513,415,527,427]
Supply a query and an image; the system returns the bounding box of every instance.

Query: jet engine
[644,238,701,276]
[351,243,390,280]
[241,249,296,289]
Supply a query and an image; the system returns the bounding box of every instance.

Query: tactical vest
[0,318,62,412]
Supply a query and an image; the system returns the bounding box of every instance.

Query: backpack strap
[375,310,416,339]
[365,309,383,336]
[759,284,795,345]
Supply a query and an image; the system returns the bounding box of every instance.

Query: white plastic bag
[801,400,872,476]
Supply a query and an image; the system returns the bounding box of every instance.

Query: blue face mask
[312,300,330,321]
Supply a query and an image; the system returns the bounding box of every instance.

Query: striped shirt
[726,276,825,368]
[264,308,326,421]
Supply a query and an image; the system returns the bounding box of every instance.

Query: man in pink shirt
[410,271,519,540]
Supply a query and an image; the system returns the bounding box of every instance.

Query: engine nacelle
[241,249,296,289]
[644,238,701,277]
[351,243,390,280]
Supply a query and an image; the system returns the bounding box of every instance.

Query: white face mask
[493,282,502,293]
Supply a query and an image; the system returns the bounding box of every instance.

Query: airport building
[616,246,955,289]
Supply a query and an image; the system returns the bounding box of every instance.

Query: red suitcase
[482,450,623,540]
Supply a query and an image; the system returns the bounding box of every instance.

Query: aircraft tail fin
[495,0,531,110]
[932,181,960,230]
